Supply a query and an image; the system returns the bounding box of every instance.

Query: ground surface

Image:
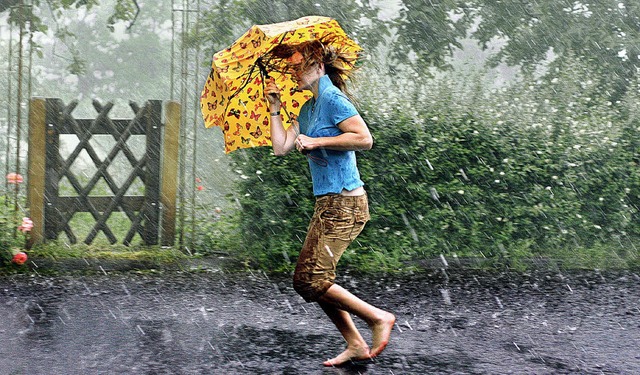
[1,262,639,374]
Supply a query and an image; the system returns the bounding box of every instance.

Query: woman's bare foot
[322,344,371,367]
[370,312,395,358]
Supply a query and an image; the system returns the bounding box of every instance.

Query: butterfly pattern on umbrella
[200,16,361,153]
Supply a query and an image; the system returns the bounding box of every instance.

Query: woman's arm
[265,78,297,156]
[294,114,373,153]
[270,113,299,156]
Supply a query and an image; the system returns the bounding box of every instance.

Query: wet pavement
[1,265,639,374]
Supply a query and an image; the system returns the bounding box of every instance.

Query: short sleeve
[326,93,358,126]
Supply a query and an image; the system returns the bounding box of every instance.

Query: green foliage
[393,0,470,69]
[228,148,315,271]
[191,208,243,257]
[107,0,139,32]
[0,198,24,263]
[218,54,639,271]
[468,0,640,102]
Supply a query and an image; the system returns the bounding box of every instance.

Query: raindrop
[441,268,450,283]
[440,289,451,305]
[401,213,419,243]
[324,245,334,258]
[566,284,573,293]
[110,309,120,319]
[498,243,507,255]
[425,158,434,170]
[395,321,403,333]
[459,168,469,181]
[439,254,448,267]
[284,299,293,312]
[429,187,440,202]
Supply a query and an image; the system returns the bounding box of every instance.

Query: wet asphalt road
[1,264,639,374]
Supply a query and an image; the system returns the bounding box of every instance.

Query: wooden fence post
[161,101,181,247]
[27,97,46,248]
[43,98,62,240]
[143,100,162,245]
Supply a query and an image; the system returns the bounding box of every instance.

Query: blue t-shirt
[298,75,365,196]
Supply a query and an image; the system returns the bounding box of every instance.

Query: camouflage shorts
[292,193,370,302]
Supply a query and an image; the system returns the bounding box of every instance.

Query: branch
[126,0,140,31]
[0,0,20,14]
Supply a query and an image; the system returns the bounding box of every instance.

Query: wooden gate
[27,98,181,247]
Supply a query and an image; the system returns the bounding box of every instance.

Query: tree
[392,0,472,71]
[3,0,141,75]
[468,0,640,103]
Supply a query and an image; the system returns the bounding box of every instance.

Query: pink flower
[6,173,23,184]
[196,185,205,191]
[18,217,33,233]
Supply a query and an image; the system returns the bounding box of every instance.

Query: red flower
[12,252,28,266]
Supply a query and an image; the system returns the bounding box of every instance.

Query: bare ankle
[370,311,395,326]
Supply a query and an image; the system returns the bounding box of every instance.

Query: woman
[265,39,396,367]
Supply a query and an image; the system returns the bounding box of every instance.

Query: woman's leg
[294,194,394,365]
[319,284,396,362]
[317,300,370,366]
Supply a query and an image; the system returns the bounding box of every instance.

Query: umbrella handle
[257,59,279,101]
[257,58,270,78]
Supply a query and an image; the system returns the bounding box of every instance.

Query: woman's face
[287,51,322,91]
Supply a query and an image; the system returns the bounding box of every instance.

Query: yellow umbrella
[200,16,362,153]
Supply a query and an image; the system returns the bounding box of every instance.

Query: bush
[215,60,639,271]
[0,198,25,264]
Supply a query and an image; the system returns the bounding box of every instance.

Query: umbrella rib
[258,33,300,136]
[228,63,259,102]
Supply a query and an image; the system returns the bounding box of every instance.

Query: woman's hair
[268,35,360,98]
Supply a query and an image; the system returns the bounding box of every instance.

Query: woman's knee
[293,273,331,302]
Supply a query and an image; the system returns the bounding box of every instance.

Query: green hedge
[197,63,640,271]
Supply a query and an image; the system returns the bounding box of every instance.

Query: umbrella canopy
[200,16,361,153]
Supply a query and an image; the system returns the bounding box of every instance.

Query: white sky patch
[111,22,131,42]
[157,20,173,41]
[63,74,79,87]
[79,9,98,27]
[361,0,402,21]
[32,28,55,47]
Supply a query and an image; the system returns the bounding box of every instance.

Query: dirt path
[1,267,639,374]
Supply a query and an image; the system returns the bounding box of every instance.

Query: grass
[2,211,638,275]
[29,242,188,262]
